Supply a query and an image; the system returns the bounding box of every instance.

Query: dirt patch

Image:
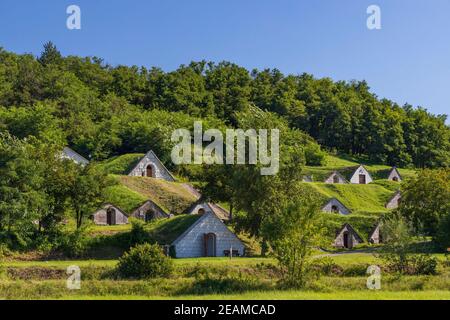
[7,267,66,280]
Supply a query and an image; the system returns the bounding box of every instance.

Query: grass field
[57,291,450,300]
[0,254,448,300]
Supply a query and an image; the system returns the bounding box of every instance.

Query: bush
[304,143,326,166]
[128,219,151,246]
[312,257,343,276]
[58,229,90,258]
[435,214,450,251]
[410,254,438,275]
[116,243,173,279]
[0,243,12,259]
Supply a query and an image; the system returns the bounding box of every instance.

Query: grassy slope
[309,183,393,214]
[104,184,147,213]
[97,153,145,175]
[99,153,199,214]
[116,176,198,214]
[145,214,202,245]
[301,154,418,243]
[304,154,417,181]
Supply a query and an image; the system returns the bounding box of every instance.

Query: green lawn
[57,291,450,300]
[1,254,449,300]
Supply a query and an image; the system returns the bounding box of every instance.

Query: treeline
[0,42,449,168]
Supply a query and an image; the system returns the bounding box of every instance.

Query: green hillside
[105,174,199,215]
[101,152,410,247]
[98,153,145,175]
[308,183,393,214]
[303,154,417,182]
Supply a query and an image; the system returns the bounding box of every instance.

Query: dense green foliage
[116,243,174,279]
[399,169,450,236]
[0,44,448,168]
[0,42,448,257]
[263,188,324,288]
[379,215,438,275]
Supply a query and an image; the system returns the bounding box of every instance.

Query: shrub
[304,143,326,166]
[58,229,90,258]
[410,254,438,275]
[312,257,343,276]
[0,243,12,259]
[128,219,151,246]
[435,214,450,251]
[116,243,173,279]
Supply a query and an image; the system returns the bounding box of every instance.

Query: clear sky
[0,0,449,120]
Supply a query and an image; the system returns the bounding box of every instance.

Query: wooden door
[204,233,216,257]
[146,165,153,177]
[343,232,349,248]
[359,174,366,184]
[106,208,115,225]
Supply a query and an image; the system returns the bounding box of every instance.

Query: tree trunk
[229,201,233,221]
[261,238,268,257]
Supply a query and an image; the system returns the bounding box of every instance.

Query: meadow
[1,253,449,300]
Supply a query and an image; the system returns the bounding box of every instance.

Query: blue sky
[0,0,449,120]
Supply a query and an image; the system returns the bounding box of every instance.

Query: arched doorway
[392,176,399,182]
[198,208,206,215]
[204,233,216,257]
[343,232,350,248]
[333,175,340,184]
[331,205,339,213]
[106,208,116,225]
[145,210,154,222]
[146,165,154,178]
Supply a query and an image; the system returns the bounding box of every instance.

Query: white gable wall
[388,168,402,182]
[61,147,89,166]
[324,172,347,184]
[386,192,401,209]
[322,198,351,215]
[172,213,245,258]
[187,203,214,215]
[128,151,175,181]
[350,166,373,184]
[92,204,128,225]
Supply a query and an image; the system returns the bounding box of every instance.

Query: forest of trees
[0,42,449,169]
